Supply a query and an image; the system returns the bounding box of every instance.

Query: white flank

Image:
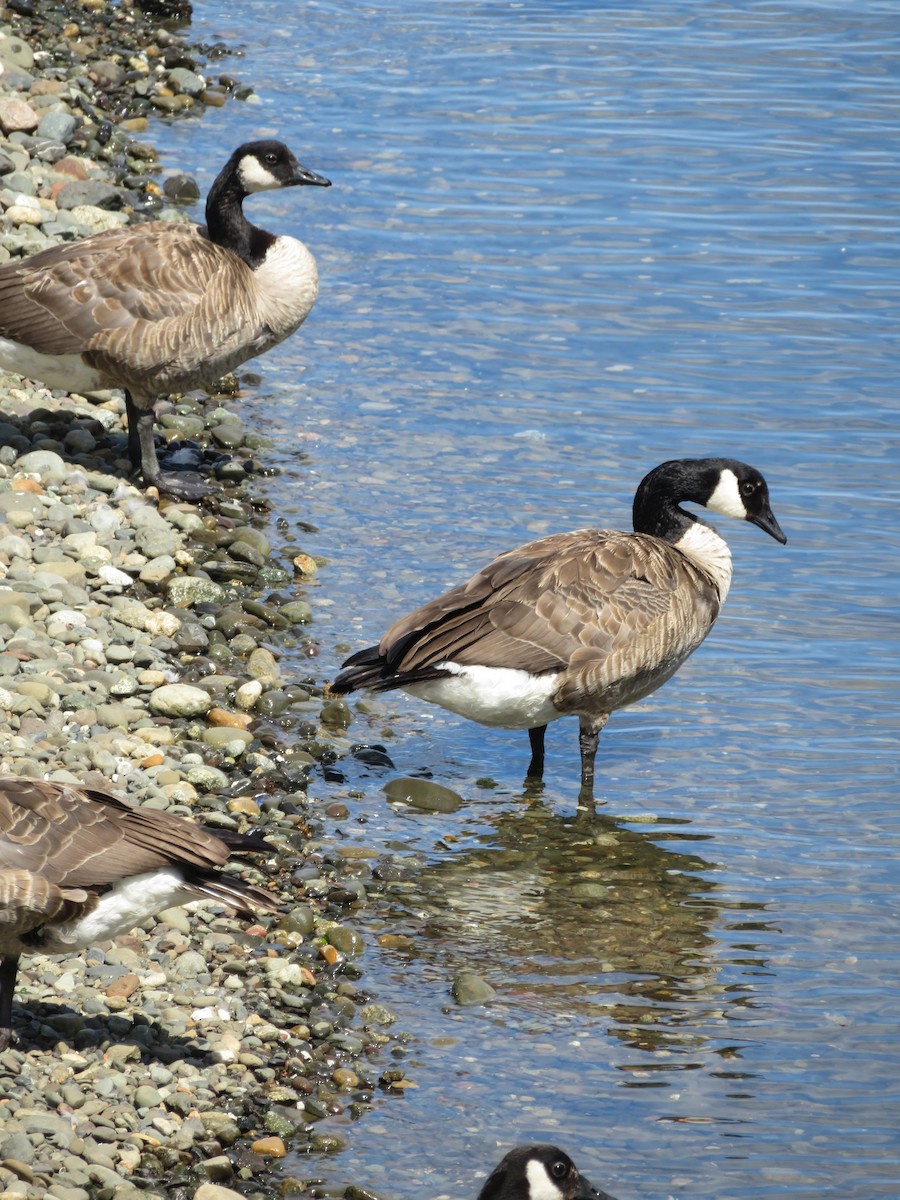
[0,336,106,393]
[675,521,733,602]
[41,868,198,952]
[253,237,319,337]
[705,468,746,520]
[525,1161,565,1200]
[404,663,561,730]
[238,155,281,193]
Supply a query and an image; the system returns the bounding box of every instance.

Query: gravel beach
[0,4,404,1197]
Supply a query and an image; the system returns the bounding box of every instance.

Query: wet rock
[383,776,465,813]
[327,926,364,957]
[451,971,497,1006]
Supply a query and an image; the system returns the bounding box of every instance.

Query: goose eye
[740,481,756,497]
[550,1161,568,1180]
[264,153,278,165]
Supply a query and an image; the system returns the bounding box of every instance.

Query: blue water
[156,3,898,1197]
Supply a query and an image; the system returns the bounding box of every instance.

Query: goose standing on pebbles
[0,139,330,497]
[333,457,786,803]
[0,778,280,1048]
[478,1145,618,1200]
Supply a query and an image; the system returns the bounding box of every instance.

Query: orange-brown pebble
[11,477,42,494]
[105,973,140,999]
[140,753,165,768]
[249,1136,286,1158]
[320,944,341,966]
[208,707,253,729]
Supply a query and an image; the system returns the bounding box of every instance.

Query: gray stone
[133,1084,163,1109]
[14,448,67,484]
[165,576,225,607]
[0,34,34,72]
[278,600,313,624]
[55,180,126,211]
[36,112,77,145]
[185,764,228,792]
[200,727,253,755]
[149,683,212,717]
[167,68,206,96]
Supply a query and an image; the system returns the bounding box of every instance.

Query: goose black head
[634,456,787,545]
[477,1145,618,1200]
[699,458,787,544]
[231,139,331,194]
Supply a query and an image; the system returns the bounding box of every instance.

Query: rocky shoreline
[0,4,405,1199]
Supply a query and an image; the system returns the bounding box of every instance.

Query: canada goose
[0,139,330,497]
[333,457,786,802]
[0,777,280,1048]
[478,1145,618,1200]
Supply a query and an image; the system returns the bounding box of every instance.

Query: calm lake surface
[156,2,898,1197]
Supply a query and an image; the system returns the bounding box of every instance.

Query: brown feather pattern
[0,778,279,960]
[0,223,301,403]
[364,529,720,717]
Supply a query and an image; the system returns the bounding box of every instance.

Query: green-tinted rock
[320,699,352,729]
[166,576,225,607]
[383,777,464,813]
[451,971,496,1006]
[327,926,364,957]
[278,600,313,624]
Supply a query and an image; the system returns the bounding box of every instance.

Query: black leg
[577,714,608,808]
[0,955,20,1051]
[124,392,160,480]
[526,725,547,780]
[125,391,218,500]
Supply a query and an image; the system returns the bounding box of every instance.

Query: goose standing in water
[0,139,330,497]
[0,778,280,1048]
[333,457,786,803]
[477,1145,618,1200]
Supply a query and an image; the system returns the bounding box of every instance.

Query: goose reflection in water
[370,793,776,1067]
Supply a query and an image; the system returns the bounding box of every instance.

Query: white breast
[41,868,197,952]
[253,236,319,340]
[674,521,733,602]
[404,663,562,730]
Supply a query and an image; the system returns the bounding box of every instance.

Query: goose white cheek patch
[238,155,280,193]
[525,1162,565,1200]
[705,468,746,520]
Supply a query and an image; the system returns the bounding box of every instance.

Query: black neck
[205,172,275,269]
[632,459,723,542]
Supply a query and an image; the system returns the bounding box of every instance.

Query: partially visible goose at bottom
[333,457,787,803]
[0,778,280,1048]
[478,1145,619,1200]
[0,139,330,497]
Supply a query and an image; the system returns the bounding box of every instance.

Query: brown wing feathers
[0,223,256,377]
[0,778,278,911]
[344,529,713,688]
